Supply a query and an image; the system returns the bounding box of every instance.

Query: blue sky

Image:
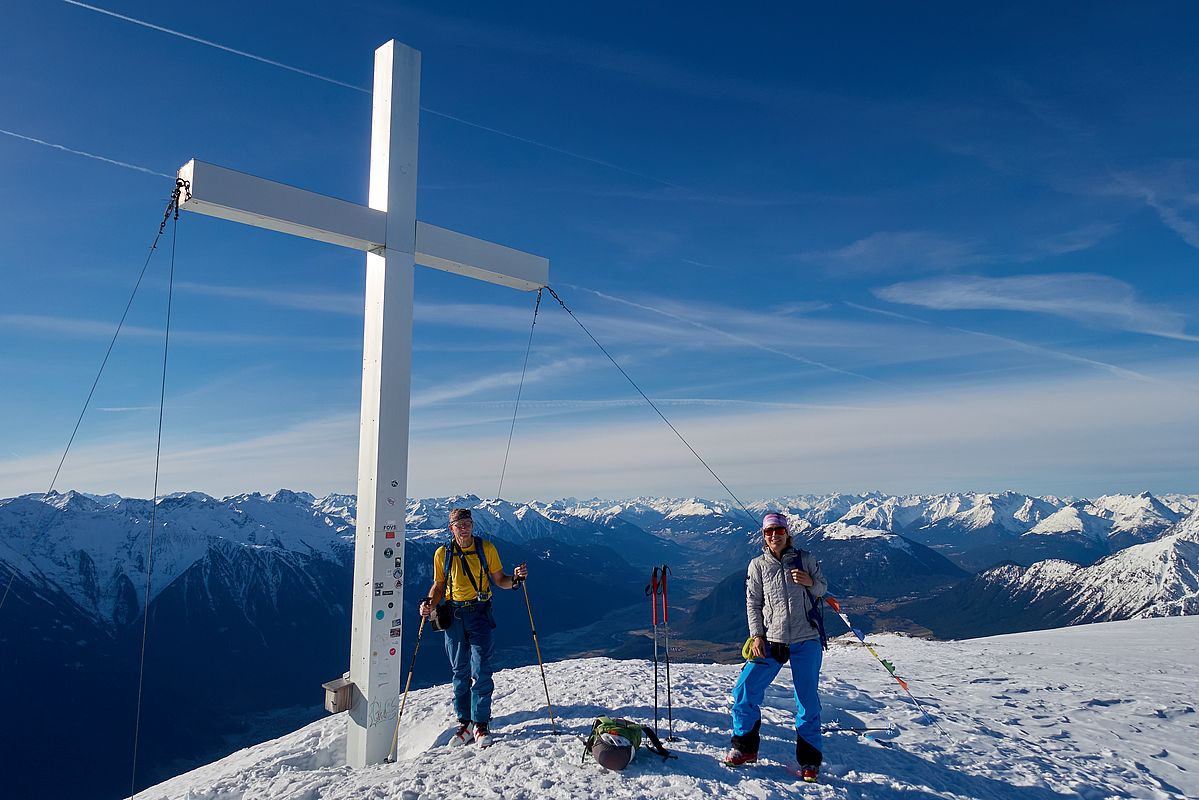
[2,1,1198,501]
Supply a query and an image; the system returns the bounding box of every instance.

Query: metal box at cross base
[322,675,355,714]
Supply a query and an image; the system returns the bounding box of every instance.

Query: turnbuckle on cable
[158,177,192,236]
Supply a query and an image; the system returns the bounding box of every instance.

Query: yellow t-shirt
[434,539,504,601]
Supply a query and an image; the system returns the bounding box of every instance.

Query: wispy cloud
[411,357,593,407]
[563,284,881,383]
[797,231,985,276]
[1019,223,1121,259]
[845,301,1178,386]
[770,301,832,316]
[944,326,1166,385]
[409,364,1199,499]
[873,273,1199,343]
[428,397,879,415]
[0,313,359,349]
[1103,165,1199,252]
[9,363,1197,499]
[175,281,362,315]
[390,6,819,112]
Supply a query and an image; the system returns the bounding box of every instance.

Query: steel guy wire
[496,288,542,500]
[60,0,678,188]
[129,184,183,798]
[0,180,190,616]
[543,285,758,528]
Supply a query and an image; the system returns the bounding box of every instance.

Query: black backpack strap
[581,717,603,765]
[475,536,492,577]
[441,541,454,595]
[453,536,492,601]
[639,725,677,761]
[796,549,828,649]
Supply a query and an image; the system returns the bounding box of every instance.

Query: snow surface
[133,617,1199,800]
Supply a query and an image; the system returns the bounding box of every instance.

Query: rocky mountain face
[899,509,1199,638]
[0,490,640,800]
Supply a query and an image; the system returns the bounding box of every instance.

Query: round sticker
[375,610,385,620]
[393,569,403,579]
[383,547,394,559]
[389,648,396,656]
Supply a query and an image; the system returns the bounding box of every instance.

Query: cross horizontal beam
[177,159,548,291]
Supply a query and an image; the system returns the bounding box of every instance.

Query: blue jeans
[730,639,822,759]
[444,602,496,724]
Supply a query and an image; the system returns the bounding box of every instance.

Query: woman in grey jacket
[725,512,827,782]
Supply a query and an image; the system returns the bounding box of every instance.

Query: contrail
[0,128,171,178]
[60,0,678,187]
[419,107,680,188]
[61,0,366,93]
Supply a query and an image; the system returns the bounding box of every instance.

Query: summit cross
[175,40,548,768]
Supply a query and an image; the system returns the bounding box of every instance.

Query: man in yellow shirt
[419,507,528,747]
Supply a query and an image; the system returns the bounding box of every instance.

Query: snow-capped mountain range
[903,507,1199,637]
[2,488,1196,631]
[2,487,1197,800]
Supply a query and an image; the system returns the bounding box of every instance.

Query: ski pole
[823,725,897,733]
[519,578,559,734]
[825,595,955,744]
[646,566,660,735]
[386,609,428,763]
[660,564,676,741]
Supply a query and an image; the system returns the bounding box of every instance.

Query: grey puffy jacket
[746,546,827,644]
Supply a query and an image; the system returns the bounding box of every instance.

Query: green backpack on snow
[581,716,674,771]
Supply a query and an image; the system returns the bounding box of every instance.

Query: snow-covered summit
[1086,491,1183,545]
[133,617,1199,800]
[819,521,891,540]
[1025,504,1113,542]
[963,521,1199,623]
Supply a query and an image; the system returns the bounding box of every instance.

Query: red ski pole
[646,566,660,734]
[661,564,676,740]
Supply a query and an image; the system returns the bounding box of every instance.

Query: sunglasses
[763,527,788,536]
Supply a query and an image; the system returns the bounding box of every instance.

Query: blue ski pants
[730,639,822,756]
[444,602,496,725]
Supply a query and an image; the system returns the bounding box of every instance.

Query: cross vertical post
[345,40,419,769]
[174,37,548,770]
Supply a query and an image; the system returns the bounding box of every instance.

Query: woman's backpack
[581,716,674,771]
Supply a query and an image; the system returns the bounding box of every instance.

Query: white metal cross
[176,40,548,768]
